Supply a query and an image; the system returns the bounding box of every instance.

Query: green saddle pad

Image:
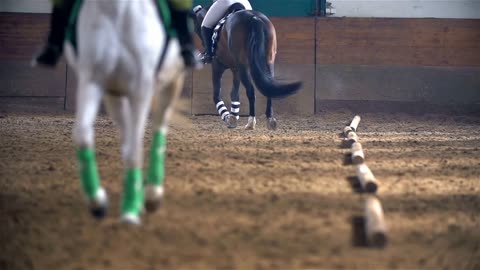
[64,0,82,52]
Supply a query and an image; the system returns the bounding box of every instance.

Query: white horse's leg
[145,73,184,213]
[73,78,108,219]
[120,81,155,225]
[103,94,132,160]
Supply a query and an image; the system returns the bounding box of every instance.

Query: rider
[32,0,200,68]
[199,0,252,64]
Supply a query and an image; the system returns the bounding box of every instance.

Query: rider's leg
[168,0,201,68]
[237,0,253,10]
[200,26,214,64]
[32,0,75,68]
[200,0,230,64]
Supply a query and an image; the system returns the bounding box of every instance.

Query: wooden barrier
[349,115,361,132]
[342,115,388,248]
[351,142,365,165]
[356,164,378,193]
[346,131,359,145]
[365,195,388,248]
[344,115,361,146]
[343,115,360,137]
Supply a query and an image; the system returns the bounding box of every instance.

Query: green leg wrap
[76,148,100,199]
[121,168,144,216]
[148,131,167,186]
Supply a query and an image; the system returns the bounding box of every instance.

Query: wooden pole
[343,126,353,137]
[347,131,358,144]
[351,142,364,164]
[365,195,388,248]
[343,115,361,137]
[349,115,361,132]
[356,164,378,193]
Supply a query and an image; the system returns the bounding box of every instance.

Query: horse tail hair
[247,16,302,99]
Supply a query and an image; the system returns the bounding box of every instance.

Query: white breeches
[201,0,252,28]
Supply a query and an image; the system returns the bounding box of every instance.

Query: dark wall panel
[0,60,66,97]
[0,97,65,113]
[65,65,76,111]
[315,17,480,113]
[316,65,480,103]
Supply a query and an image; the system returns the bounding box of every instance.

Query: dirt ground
[0,110,479,270]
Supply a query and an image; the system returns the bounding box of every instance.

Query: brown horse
[192,4,302,130]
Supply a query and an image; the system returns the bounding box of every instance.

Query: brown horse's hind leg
[212,61,233,127]
[266,64,277,130]
[266,98,277,130]
[266,98,273,118]
[230,70,241,119]
[239,66,256,130]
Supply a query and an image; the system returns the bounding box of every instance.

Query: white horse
[64,0,186,224]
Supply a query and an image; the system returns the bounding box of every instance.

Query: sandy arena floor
[0,111,479,269]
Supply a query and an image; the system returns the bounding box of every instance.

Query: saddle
[211,4,246,56]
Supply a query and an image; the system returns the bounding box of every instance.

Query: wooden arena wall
[1,13,479,114]
[315,18,480,113]
[0,13,68,112]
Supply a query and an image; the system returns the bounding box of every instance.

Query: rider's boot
[32,0,75,68]
[200,26,214,64]
[170,7,202,69]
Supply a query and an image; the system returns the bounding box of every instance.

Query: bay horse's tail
[247,17,302,99]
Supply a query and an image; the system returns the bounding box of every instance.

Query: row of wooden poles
[344,115,388,248]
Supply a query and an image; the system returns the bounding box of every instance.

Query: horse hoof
[145,199,162,212]
[88,187,108,220]
[227,115,237,129]
[245,116,256,130]
[267,117,277,130]
[90,207,107,219]
[120,213,141,225]
[144,184,164,213]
